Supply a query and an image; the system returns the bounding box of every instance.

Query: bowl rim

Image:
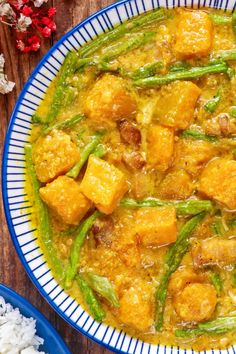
[0,283,71,353]
[2,0,235,353]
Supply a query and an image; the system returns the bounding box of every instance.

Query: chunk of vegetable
[64,211,101,289]
[199,158,236,209]
[79,8,166,58]
[175,316,236,338]
[155,213,205,331]
[134,63,228,87]
[84,272,120,308]
[80,156,128,214]
[84,74,137,127]
[76,274,105,322]
[173,283,217,322]
[147,124,174,170]
[67,132,103,179]
[120,198,213,215]
[25,144,63,279]
[136,206,177,247]
[209,271,223,296]
[173,139,215,176]
[45,51,79,123]
[175,11,213,59]
[153,81,201,129]
[43,114,84,135]
[204,90,221,113]
[119,281,153,331]
[182,129,217,142]
[33,130,80,183]
[158,170,193,200]
[40,176,92,225]
[192,238,236,267]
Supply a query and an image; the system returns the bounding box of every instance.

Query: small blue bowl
[0,284,71,354]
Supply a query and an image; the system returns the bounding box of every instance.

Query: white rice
[0,296,46,354]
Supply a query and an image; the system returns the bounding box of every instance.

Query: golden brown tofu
[168,268,206,297]
[173,283,217,322]
[80,155,128,214]
[198,158,236,209]
[153,81,201,129]
[158,170,193,200]
[40,176,92,225]
[147,125,174,171]
[33,130,80,183]
[175,10,213,59]
[192,238,236,267]
[119,281,153,331]
[173,139,215,176]
[84,74,137,127]
[136,206,177,247]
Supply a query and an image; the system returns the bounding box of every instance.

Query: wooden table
[0,1,115,353]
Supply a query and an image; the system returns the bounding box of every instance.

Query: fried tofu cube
[173,139,215,176]
[199,158,236,209]
[147,125,174,171]
[80,156,128,214]
[84,74,137,128]
[119,280,153,331]
[154,81,201,130]
[175,10,213,59]
[173,283,217,322]
[33,130,80,183]
[136,206,177,247]
[40,176,92,225]
[158,170,193,200]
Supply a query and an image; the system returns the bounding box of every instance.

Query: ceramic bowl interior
[0,283,70,353]
[2,0,236,353]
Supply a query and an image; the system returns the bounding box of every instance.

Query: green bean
[76,274,105,322]
[169,61,190,72]
[155,213,205,331]
[98,32,156,63]
[182,130,217,142]
[210,13,232,25]
[232,13,236,41]
[211,219,223,235]
[212,49,236,61]
[84,272,120,308]
[175,316,236,338]
[209,271,223,296]
[31,113,44,124]
[79,8,166,58]
[120,198,213,216]
[24,144,63,279]
[204,90,221,113]
[66,132,103,179]
[134,62,228,87]
[43,114,85,135]
[229,106,236,118]
[64,211,101,289]
[232,272,236,287]
[92,144,106,158]
[45,51,79,124]
[127,61,164,80]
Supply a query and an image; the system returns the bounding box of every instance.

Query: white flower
[34,0,48,7]
[0,2,15,20]
[16,13,32,32]
[0,53,15,94]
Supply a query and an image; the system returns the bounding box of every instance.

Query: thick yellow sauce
[26,8,236,350]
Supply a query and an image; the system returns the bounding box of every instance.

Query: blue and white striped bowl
[2,1,236,353]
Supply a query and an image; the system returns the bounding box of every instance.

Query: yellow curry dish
[25,7,236,350]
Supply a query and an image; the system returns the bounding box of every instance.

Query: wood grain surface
[0,1,115,353]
